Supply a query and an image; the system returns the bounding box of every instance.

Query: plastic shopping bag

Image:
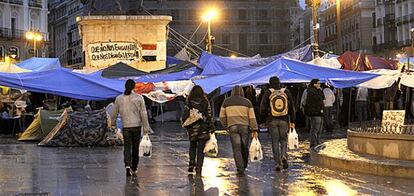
[288,128,299,150]
[249,137,263,162]
[139,134,152,157]
[203,133,218,157]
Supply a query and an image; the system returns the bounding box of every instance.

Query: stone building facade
[319,0,375,54]
[48,0,302,68]
[0,0,48,62]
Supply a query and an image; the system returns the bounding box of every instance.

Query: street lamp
[26,31,43,57]
[202,8,218,54]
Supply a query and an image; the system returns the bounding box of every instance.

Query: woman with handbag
[182,85,215,176]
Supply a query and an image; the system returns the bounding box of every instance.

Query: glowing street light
[202,8,218,54]
[26,31,43,57]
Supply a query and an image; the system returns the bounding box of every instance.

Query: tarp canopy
[18,110,64,141]
[0,68,124,100]
[194,57,379,94]
[167,56,184,65]
[0,62,31,73]
[199,45,312,76]
[101,62,147,78]
[309,57,342,69]
[150,61,198,74]
[17,57,61,71]
[134,67,202,83]
[338,51,398,71]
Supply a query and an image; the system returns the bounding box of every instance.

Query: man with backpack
[260,76,296,171]
[304,79,325,148]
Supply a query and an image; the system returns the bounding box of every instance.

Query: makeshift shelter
[167,56,184,65]
[101,62,147,78]
[195,57,380,94]
[39,109,123,147]
[0,68,124,100]
[338,51,398,71]
[198,45,312,76]
[149,61,198,74]
[18,110,64,141]
[17,57,61,71]
[309,57,342,69]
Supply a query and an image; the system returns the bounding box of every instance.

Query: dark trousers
[123,127,141,171]
[229,125,250,172]
[268,119,289,166]
[323,106,334,132]
[309,116,323,148]
[356,101,368,122]
[189,139,207,173]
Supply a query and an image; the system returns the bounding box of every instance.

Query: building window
[259,33,268,44]
[8,46,19,58]
[222,33,230,44]
[239,10,247,21]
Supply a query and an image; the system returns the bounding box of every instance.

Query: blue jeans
[268,119,289,166]
[356,101,368,122]
[229,125,250,172]
[309,116,323,148]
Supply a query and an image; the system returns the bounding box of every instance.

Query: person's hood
[231,86,244,97]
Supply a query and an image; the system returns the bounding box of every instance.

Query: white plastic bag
[139,134,152,157]
[288,128,299,150]
[249,137,263,162]
[203,133,218,157]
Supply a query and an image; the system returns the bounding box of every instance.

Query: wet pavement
[0,122,413,195]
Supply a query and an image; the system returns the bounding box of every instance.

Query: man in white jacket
[111,79,150,177]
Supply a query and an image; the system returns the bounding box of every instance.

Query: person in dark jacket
[220,85,258,175]
[182,85,215,176]
[304,79,325,148]
[260,76,295,171]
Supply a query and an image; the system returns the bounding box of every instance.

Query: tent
[18,110,64,141]
[194,57,380,94]
[198,45,313,76]
[167,56,184,65]
[309,57,342,69]
[149,61,198,74]
[0,68,125,100]
[38,109,123,147]
[17,57,61,71]
[0,62,31,73]
[101,62,148,78]
[338,51,398,71]
[135,67,202,83]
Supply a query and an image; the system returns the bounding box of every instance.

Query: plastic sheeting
[0,68,124,100]
[199,45,312,76]
[338,51,398,71]
[357,69,401,89]
[17,57,61,71]
[309,57,342,69]
[194,57,379,94]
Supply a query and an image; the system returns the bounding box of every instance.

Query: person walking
[220,85,258,175]
[111,79,151,177]
[356,87,368,122]
[322,84,335,132]
[182,85,215,176]
[260,76,295,171]
[304,79,325,148]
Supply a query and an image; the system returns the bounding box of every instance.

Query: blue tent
[194,57,379,94]
[167,56,184,65]
[17,57,61,71]
[130,67,202,83]
[0,68,124,100]
[199,45,312,76]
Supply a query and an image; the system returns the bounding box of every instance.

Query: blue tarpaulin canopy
[199,45,313,76]
[0,68,124,100]
[132,67,202,83]
[17,57,61,71]
[194,57,379,94]
[167,56,184,65]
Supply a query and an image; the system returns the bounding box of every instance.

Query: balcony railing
[29,1,42,8]
[9,0,23,5]
[0,28,25,39]
[68,58,83,65]
[68,40,81,48]
[0,0,8,3]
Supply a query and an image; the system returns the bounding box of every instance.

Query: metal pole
[34,39,37,57]
[207,20,212,53]
[312,1,319,58]
[336,0,341,54]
